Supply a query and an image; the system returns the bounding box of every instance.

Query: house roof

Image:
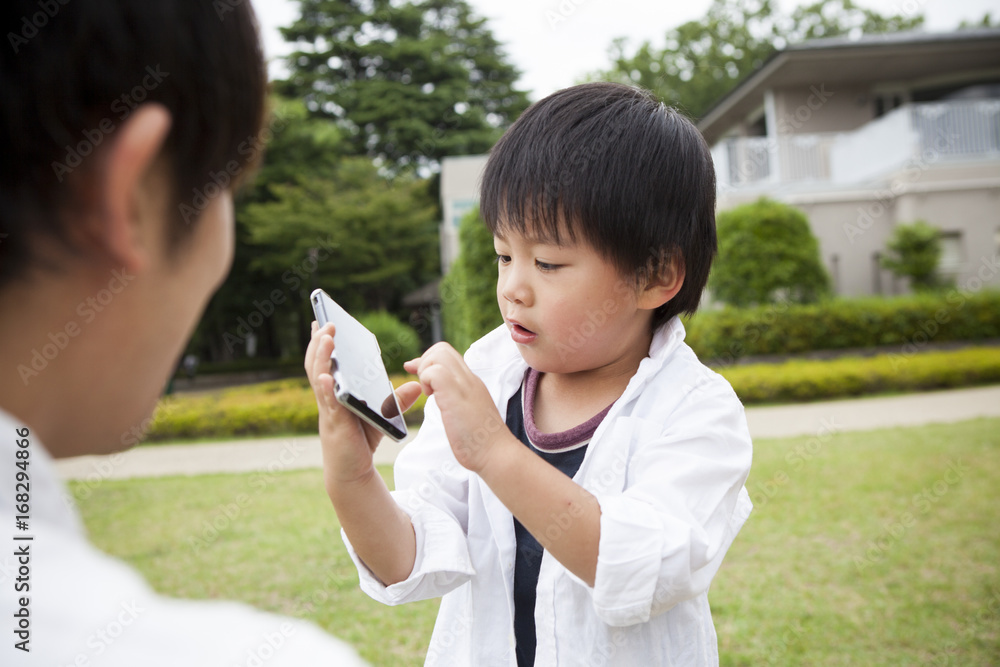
[697,28,1000,145]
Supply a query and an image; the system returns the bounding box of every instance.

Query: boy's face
[494,227,653,375]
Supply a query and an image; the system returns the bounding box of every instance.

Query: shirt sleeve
[583,377,753,627]
[342,394,478,605]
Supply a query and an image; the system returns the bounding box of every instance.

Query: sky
[254,0,1000,101]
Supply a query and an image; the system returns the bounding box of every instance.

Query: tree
[242,158,440,315]
[959,12,1000,28]
[278,0,530,173]
[588,0,924,120]
[709,197,831,307]
[880,220,946,292]
[441,206,502,352]
[184,98,439,364]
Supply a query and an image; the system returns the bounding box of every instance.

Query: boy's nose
[500,270,532,306]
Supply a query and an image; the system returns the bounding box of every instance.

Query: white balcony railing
[712,99,1000,190]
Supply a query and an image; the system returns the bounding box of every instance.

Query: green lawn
[73,418,1000,665]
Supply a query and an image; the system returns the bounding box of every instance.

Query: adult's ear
[92,103,173,274]
[637,257,686,311]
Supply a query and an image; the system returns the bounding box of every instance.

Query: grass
[73,418,1000,665]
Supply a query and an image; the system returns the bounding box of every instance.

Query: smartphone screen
[310,289,408,441]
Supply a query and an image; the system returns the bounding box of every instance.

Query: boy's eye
[536,260,560,271]
[495,253,511,265]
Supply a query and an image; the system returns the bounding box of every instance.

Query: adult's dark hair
[0,0,268,287]
[480,81,717,329]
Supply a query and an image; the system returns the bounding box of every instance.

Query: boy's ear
[86,103,173,274]
[637,258,685,311]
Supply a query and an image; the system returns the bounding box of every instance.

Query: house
[440,28,1000,296]
[698,28,1000,296]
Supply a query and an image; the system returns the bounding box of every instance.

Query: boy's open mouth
[509,321,538,344]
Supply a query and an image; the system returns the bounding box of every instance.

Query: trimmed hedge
[146,376,427,443]
[686,290,1000,364]
[143,348,1000,442]
[720,347,1000,405]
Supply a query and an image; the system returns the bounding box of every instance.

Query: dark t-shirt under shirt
[505,368,613,667]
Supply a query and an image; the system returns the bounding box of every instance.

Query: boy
[306,82,753,665]
[0,1,364,664]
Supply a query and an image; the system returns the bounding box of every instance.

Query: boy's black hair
[0,0,268,287]
[480,82,717,329]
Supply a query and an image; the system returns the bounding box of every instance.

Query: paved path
[55,385,1000,482]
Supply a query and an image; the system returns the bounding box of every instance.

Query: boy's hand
[305,322,422,489]
[404,342,515,474]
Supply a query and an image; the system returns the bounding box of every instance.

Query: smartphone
[310,289,408,442]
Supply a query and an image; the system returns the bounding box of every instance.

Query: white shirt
[0,407,367,666]
[344,318,753,666]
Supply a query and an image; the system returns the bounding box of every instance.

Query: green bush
[880,220,947,291]
[720,347,1000,405]
[146,376,426,442]
[357,311,421,374]
[143,347,1000,443]
[686,290,1000,363]
[709,197,831,307]
[441,206,503,353]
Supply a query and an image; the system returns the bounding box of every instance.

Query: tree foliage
[185,97,439,364]
[243,158,439,314]
[441,206,502,352]
[589,0,924,120]
[279,0,530,172]
[880,220,945,292]
[357,311,422,373]
[709,197,831,307]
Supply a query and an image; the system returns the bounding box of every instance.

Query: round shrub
[710,197,831,307]
[356,311,422,374]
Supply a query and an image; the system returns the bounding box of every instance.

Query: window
[939,231,964,276]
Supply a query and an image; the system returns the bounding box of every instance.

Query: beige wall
[772,85,875,136]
